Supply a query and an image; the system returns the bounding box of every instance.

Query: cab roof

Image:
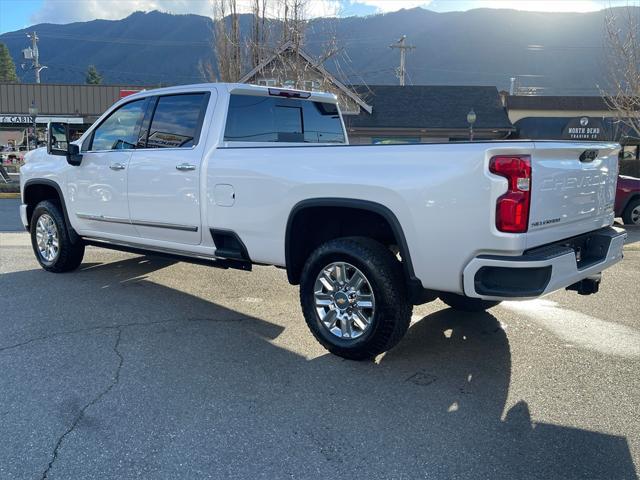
[121,82,339,104]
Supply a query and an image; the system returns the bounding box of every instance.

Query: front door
[127,92,211,245]
[67,98,149,237]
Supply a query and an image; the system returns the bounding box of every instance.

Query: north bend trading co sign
[562,117,605,141]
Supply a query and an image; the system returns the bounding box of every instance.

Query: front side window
[90,99,147,151]
[146,93,208,149]
[224,94,345,144]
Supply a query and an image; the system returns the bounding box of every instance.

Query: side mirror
[47,122,82,166]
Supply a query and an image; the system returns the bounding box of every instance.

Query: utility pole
[23,31,47,83]
[389,35,415,86]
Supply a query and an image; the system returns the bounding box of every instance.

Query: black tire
[439,292,501,312]
[299,237,411,360]
[622,197,640,226]
[30,200,85,273]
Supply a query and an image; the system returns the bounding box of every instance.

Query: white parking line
[502,299,640,359]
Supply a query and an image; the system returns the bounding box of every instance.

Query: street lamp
[467,108,476,141]
[28,101,38,150]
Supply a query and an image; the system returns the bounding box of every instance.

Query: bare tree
[281,0,306,46]
[266,0,344,89]
[211,0,243,82]
[604,4,640,138]
[206,0,348,95]
[250,0,269,68]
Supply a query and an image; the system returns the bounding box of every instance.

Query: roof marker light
[268,88,311,99]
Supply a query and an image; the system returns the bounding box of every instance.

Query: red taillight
[489,155,531,233]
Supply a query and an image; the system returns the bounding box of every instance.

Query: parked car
[19,83,626,360]
[616,175,640,225]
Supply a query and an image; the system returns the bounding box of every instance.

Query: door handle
[176,163,196,171]
[109,163,126,171]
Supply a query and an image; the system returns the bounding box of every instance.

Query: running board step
[83,238,252,271]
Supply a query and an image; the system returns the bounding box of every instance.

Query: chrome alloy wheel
[314,262,375,340]
[35,213,60,262]
[632,205,640,225]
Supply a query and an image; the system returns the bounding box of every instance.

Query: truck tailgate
[526,142,619,249]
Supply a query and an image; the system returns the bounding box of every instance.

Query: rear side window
[146,93,208,149]
[224,94,345,143]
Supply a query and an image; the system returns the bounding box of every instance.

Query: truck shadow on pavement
[0,255,636,479]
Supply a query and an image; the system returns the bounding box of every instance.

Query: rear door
[526,142,620,248]
[127,92,211,245]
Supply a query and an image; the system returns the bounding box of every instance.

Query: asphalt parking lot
[0,198,22,232]
[1,203,639,479]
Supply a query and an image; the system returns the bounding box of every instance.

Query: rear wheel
[300,237,411,360]
[439,292,501,312]
[30,200,85,272]
[622,198,640,225]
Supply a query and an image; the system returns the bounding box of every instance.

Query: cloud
[428,0,625,13]
[30,0,212,24]
[30,0,342,25]
[29,0,616,26]
[345,0,433,13]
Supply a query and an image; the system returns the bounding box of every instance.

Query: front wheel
[622,198,640,225]
[30,200,85,272]
[300,237,412,360]
[439,292,501,312]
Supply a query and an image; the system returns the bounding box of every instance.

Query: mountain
[0,11,214,86]
[0,8,629,94]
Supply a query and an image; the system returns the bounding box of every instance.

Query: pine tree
[85,65,102,84]
[0,43,19,83]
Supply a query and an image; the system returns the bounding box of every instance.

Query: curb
[0,193,20,199]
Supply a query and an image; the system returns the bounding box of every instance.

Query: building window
[303,80,319,91]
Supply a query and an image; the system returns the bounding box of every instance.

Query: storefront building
[346,85,515,143]
[0,83,145,162]
[3,82,638,178]
[504,95,640,177]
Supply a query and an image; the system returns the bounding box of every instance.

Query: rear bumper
[463,226,627,300]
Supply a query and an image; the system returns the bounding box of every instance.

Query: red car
[616,175,640,225]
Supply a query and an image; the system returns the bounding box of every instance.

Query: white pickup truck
[20,83,626,359]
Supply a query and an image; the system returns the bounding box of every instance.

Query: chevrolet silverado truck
[19,83,627,360]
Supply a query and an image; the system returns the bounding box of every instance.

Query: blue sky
[0,0,633,34]
[0,0,43,34]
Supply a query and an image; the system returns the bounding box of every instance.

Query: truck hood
[22,147,48,164]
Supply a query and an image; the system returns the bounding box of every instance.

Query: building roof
[505,95,612,111]
[239,41,372,114]
[346,85,514,131]
[0,83,148,116]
